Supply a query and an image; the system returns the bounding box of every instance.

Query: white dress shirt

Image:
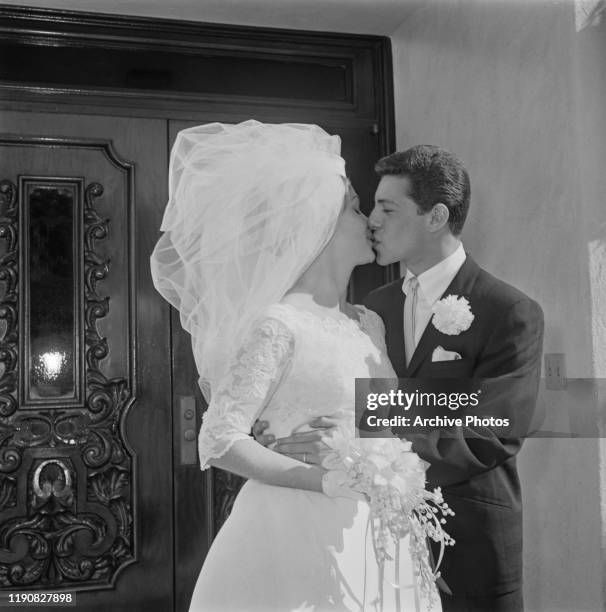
[403,243,467,366]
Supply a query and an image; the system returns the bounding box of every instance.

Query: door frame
[0,7,397,610]
[0,5,397,278]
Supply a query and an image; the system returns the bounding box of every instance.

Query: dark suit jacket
[364,255,544,599]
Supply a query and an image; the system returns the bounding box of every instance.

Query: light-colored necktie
[403,276,419,367]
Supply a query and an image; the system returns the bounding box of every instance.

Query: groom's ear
[427,203,450,233]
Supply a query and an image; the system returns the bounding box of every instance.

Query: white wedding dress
[189,302,439,612]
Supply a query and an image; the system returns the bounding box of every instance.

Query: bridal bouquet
[322,431,455,604]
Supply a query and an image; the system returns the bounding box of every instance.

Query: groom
[362,146,544,612]
[257,145,544,612]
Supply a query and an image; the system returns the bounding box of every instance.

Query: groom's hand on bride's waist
[252,416,339,466]
[251,420,275,447]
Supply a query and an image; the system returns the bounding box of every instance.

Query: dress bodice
[259,303,396,439]
[197,302,396,469]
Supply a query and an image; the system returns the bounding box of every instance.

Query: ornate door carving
[0,161,135,588]
[0,114,172,612]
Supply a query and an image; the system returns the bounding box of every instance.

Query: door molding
[0,6,398,283]
[0,6,393,124]
[0,135,137,591]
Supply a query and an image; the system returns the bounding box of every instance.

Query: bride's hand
[272,416,341,466]
[321,470,367,502]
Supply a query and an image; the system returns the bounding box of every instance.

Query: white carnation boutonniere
[431,294,474,336]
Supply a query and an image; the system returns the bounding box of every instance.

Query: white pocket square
[432,346,462,362]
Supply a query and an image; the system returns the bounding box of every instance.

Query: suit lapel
[405,255,480,377]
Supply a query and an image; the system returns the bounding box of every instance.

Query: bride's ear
[339,177,353,214]
[427,203,450,232]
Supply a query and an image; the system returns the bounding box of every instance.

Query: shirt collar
[402,243,466,305]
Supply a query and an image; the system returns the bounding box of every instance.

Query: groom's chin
[373,251,392,267]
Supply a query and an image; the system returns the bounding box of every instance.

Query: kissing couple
[151,120,544,612]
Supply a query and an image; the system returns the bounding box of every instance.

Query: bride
[150,120,448,612]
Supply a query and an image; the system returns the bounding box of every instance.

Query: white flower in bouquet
[322,428,455,606]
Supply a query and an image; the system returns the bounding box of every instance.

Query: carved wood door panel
[0,111,173,611]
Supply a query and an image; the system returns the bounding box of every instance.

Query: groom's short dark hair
[375,145,470,235]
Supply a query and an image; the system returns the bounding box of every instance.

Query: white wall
[390,1,606,609]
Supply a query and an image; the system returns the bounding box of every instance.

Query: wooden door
[0,113,390,612]
[0,11,395,609]
[0,111,172,611]
[166,116,387,610]
[167,119,213,612]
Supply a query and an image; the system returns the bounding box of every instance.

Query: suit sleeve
[409,297,544,487]
[363,288,382,316]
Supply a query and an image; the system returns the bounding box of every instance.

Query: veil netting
[150,119,347,400]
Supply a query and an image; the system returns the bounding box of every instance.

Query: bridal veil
[150,120,347,398]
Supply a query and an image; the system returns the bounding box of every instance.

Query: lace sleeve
[197,316,295,471]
